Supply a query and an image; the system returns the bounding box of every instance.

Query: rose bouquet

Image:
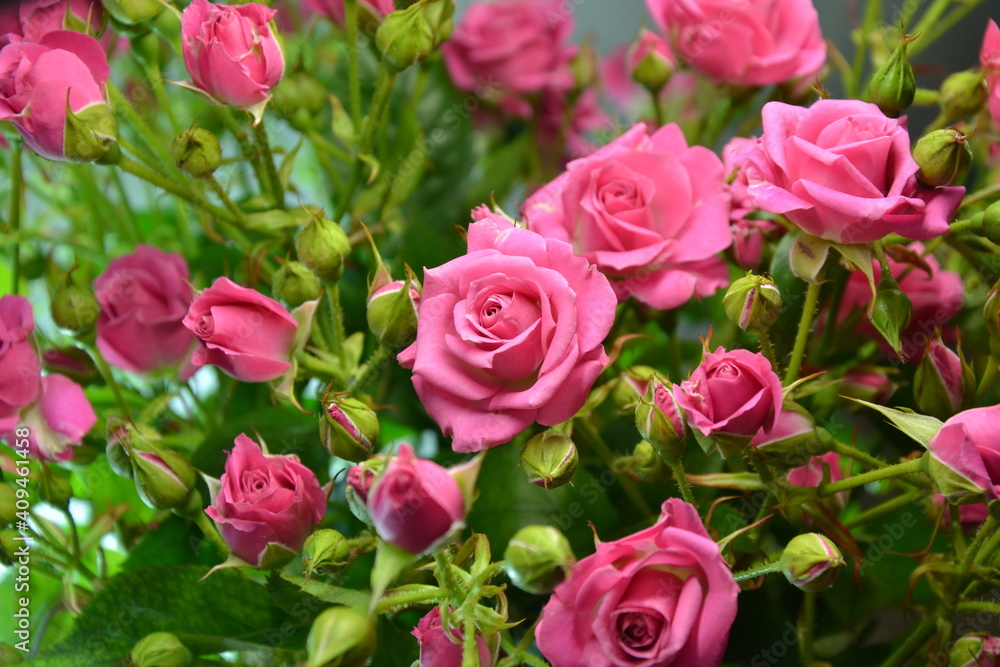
[2,0,1000,665]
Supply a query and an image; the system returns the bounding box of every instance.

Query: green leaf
[843,397,943,447]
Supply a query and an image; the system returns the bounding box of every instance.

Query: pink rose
[205,434,327,567]
[18,0,104,41]
[2,374,97,462]
[723,137,783,270]
[839,367,896,404]
[94,245,196,375]
[524,123,731,309]
[646,0,825,86]
[181,0,284,110]
[786,451,844,488]
[441,0,576,118]
[982,19,1000,128]
[0,31,112,161]
[536,498,739,667]
[927,405,1000,502]
[675,347,783,439]
[398,211,617,452]
[837,243,964,360]
[366,444,466,554]
[0,295,41,430]
[740,99,965,244]
[302,0,395,27]
[183,277,299,383]
[412,606,493,667]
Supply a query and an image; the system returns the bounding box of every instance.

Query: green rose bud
[366,270,421,348]
[521,429,579,489]
[913,129,973,187]
[375,0,454,73]
[632,440,670,484]
[628,29,673,94]
[129,632,192,667]
[110,421,196,510]
[869,275,913,358]
[949,633,1000,667]
[610,365,657,413]
[867,33,916,116]
[0,485,16,526]
[51,267,99,333]
[503,525,575,595]
[914,340,975,420]
[571,38,599,91]
[171,127,222,178]
[103,0,165,25]
[779,533,845,592]
[939,69,987,121]
[64,102,118,163]
[722,273,782,333]
[272,71,327,132]
[306,607,377,667]
[320,395,380,462]
[296,214,351,284]
[303,529,352,578]
[38,470,73,510]
[272,261,322,308]
[635,377,687,463]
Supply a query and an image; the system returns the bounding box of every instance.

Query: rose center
[473,291,542,340]
[615,611,661,650]
[195,314,214,338]
[241,470,270,497]
[711,362,741,379]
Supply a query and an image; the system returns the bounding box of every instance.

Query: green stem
[799,591,816,667]
[733,560,781,582]
[349,344,394,392]
[955,600,1000,616]
[651,90,666,126]
[296,352,346,384]
[144,63,179,133]
[434,551,464,601]
[373,587,444,615]
[669,459,696,507]
[61,507,81,562]
[961,183,1000,209]
[329,285,347,360]
[909,0,987,58]
[974,517,1000,567]
[576,418,654,518]
[880,615,936,667]
[817,457,926,497]
[784,281,822,385]
[826,437,887,471]
[252,118,284,207]
[8,140,21,295]
[107,82,179,176]
[91,348,130,415]
[757,330,779,372]
[219,107,266,192]
[116,156,236,223]
[816,266,849,362]
[844,490,924,528]
[344,0,362,128]
[849,0,882,99]
[976,356,998,404]
[192,511,229,556]
[308,129,353,164]
[960,515,998,569]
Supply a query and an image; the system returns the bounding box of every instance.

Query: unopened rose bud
[750,407,818,468]
[320,395,380,462]
[42,348,98,383]
[779,533,844,592]
[0,485,16,526]
[129,632,192,667]
[103,0,165,24]
[949,633,1000,667]
[635,377,687,463]
[272,260,322,308]
[171,127,222,178]
[610,365,656,412]
[940,69,987,121]
[38,470,73,510]
[870,275,913,357]
[303,529,352,577]
[723,273,782,333]
[628,29,673,94]
[64,103,118,163]
[521,430,579,489]
[367,275,421,348]
[571,39,599,91]
[345,455,388,524]
[112,422,197,510]
[375,0,454,73]
[306,607,377,667]
[868,34,916,116]
[271,71,326,131]
[51,268,99,333]
[915,340,974,420]
[840,368,896,404]
[296,214,351,284]
[632,441,670,484]
[913,129,973,187]
[503,525,575,595]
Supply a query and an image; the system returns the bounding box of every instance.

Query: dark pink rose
[536,498,738,667]
[205,434,327,567]
[398,211,616,452]
[302,0,394,27]
[675,347,783,439]
[934,494,989,529]
[18,0,104,41]
[183,277,299,383]
[982,19,1000,127]
[367,444,466,554]
[646,0,825,86]
[2,374,96,462]
[441,0,576,118]
[837,243,964,360]
[412,606,493,667]
[0,31,111,161]
[94,245,195,375]
[525,123,731,309]
[0,295,41,430]
[927,406,1000,502]
[181,0,284,110]
[740,99,965,244]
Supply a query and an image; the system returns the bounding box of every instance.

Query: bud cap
[520,429,579,489]
[306,606,377,667]
[503,525,575,595]
[779,533,845,592]
[129,632,193,667]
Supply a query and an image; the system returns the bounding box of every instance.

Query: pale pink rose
[2,374,97,462]
[0,295,41,430]
[441,0,576,118]
[18,0,104,41]
[366,444,466,554]
[981,19,1000,127]
[205,434,327,567]
[302,0,395,27]
[525,123,731,309]
[536,499,738,667]
[181,0,284,109]
[183,277,299,383]
[740,100,965,244]
[646,0,826,86]
[927,406,1000,502]
[0,31,110,161]
[94,245,195,375]
[398,210,617,452]
[675,347,783,439]
[412,606,493,667]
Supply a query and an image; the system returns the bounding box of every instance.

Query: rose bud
[914,340,975,420]
[520,429,579,490]
[570,38,599,92]
[306,607,376,667]
[632,440,670,484]
[610,365,656,413]
[303,529,351,578]
[0,31,117,163]
[205,435,327,568]
[869,275,913,357]
[3,374,97,462]
[750,407,819,468]
[129,632,192,667]
[102,0,165,25]
[183,277,299,383]
[18,0,106,41]
[504,525,575,595]
[375,0,454,73]
[950,633,1000,667]
[171,127,222,178]
[295,214,351,284]
[42,347,97,384]
[112,422,197,510]
[412,606,495,667]
[320,395,379,462]
[271,70,326,132]
[345,455,388,524]
[272,261,322,309]
[303,0,396,30]
[635,377,687,463]
[960,201,1000,246]
[723,273,782,333]
[0,484,17,526]
[782,451,847,527]
[51,267,99,333]
[38,469,73,510]
[627,28,673,94]
[367,274,421,349]
[867,33,916,116]
[367,444,466,554]
[840,367,897,404]
[779,533,845,592]
[913,129,974,187]
[939,69,987,121]
[927,405,1000,504]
